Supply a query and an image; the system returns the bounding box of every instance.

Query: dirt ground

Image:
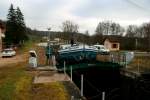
[0,45,47,67]
[0,53,28,67]
[36,46,47,66]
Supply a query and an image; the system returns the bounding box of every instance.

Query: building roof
[103,35,122,43]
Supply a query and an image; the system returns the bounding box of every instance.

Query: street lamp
[47,27,51,42]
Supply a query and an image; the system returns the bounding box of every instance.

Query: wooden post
[124,53,127,67]
[70,66,72,82]
[102,92,105,100]
[125,53,127,68]
[81,74,83,96]
[71,96,74,100]
[138,59,140,73]
[64,61,66,75]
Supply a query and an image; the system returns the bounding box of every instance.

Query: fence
[96,51,134,67]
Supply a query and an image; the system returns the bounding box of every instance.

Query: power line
[125,0,150,12]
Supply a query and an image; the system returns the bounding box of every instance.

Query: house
[104,37,120,51]
[0,21,5,55]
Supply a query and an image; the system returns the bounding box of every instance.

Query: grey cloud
[0,0,150,34]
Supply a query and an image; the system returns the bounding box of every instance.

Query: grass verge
[0,40,70,100]
[0,63,32,100]
[0,63,70,100]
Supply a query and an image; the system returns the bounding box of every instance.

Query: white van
[93,45,110,54]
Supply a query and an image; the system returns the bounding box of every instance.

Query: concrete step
[33,73,70,83]
[36,66,57,71]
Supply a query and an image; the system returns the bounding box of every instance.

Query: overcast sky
[0,0,150,34]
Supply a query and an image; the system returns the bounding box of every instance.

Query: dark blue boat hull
[56,50,97,67]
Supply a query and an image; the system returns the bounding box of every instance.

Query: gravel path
[0,53,28,67]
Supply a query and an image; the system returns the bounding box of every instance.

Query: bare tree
[125,25,139,37]
[95,22,104,35]
[95,21,124,35]
[141,23,150,51]
[111,23,124,36]
[125,23,150,51]
[61,20,79,33]
[141,23,150,38]
[61,20,79,44]
[125,24,150,38]
[85,30,89,36]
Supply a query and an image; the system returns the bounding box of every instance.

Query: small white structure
[104,38,120,51]
[29,50,37,68]
[125,52,134,64]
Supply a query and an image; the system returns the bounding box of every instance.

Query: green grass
[31,82,69,100]
[0,63,32,100]
[0,63,69,100]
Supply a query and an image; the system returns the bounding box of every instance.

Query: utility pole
[48,27,51,41]
[70,66,72,82]
[47,27,51,66]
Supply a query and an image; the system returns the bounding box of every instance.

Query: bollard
[81,74,84,96]
[102,92,105,100]
[71,96,74,100]
[70,66,72,82]
[64,61,66,75]
[138,59,140,73]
